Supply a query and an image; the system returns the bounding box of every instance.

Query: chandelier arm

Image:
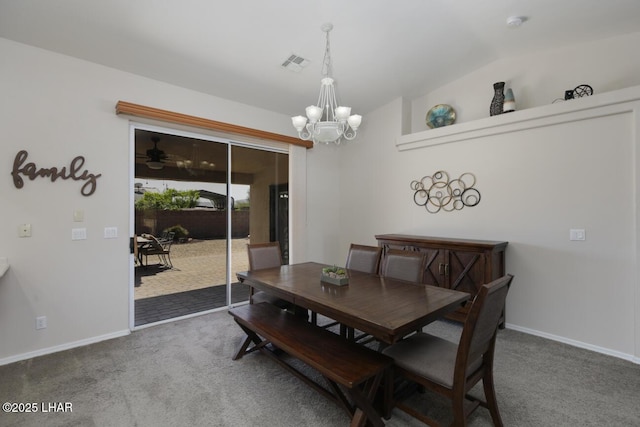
[342,126,358,141]
[296,125,313,141]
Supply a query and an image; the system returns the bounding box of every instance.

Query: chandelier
[291,23,362,145]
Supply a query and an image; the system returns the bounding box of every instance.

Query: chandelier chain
[321,29,332,78]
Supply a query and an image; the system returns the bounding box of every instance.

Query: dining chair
[382,274,514,426]
[380,248,427,284]
[345,243,382,274]
[327,243,383,335]
[353,249,426,344]
[247,242,307,318]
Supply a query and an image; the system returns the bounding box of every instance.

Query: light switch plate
[73,209,84,222]
[569,228,586,241]
[71,228,87,240]
[104,227,118,239]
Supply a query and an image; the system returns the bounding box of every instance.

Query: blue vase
[503,88,515,113]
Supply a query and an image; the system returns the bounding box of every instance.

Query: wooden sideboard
[375,234,508,326]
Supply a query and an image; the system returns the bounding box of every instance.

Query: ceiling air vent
[281,54,309,72]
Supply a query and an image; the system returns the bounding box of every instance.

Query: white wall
[4,29,640,365]
[411,32,640,132]
[305,33,640,362]
[0,38,302,364]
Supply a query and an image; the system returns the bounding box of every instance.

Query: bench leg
[323,373,386,427]
[347,373,386,427]
[233,322,267,360]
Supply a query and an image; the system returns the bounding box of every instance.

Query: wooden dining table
[236,262,470,345]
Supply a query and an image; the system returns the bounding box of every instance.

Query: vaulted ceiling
[2,0,640,118]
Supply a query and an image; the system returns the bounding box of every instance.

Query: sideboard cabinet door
[376,234,508,326]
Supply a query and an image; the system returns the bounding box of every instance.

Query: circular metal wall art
[410,171,480,214]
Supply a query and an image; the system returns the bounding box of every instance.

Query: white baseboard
[0,329,131,366]
[505,323,640,365]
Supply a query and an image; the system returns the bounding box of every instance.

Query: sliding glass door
[228,145,289,305]
[132,125,288,327]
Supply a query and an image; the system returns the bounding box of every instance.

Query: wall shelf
[396,85,640,152]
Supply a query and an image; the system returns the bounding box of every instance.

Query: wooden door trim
[115,101,313,149]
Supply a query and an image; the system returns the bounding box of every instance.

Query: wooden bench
[229,303,393,427]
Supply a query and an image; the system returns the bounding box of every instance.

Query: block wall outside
[135,209,250,239]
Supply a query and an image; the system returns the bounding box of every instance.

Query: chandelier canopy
[291,23,361,145]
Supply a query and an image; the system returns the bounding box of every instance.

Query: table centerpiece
[321,266,349,286]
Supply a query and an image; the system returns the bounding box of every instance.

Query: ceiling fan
[138,136,168,170]
[135,134,215,175]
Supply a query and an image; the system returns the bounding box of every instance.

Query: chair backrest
[380,249,427,283]
[147,234,165,251]
[456,274,513,378]
[160,238,173,250]
[247,242,282,271]
[345,244,382,274]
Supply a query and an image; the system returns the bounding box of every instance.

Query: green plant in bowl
[322,266,347,278]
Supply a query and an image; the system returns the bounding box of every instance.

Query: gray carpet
[1,310,639,427]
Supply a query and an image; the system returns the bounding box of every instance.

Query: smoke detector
[506,16,526,27]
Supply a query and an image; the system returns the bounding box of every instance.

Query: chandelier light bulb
[347,114,362,130]
[335,106,351,121]
[305,105,323,122]
[292,115,308,131]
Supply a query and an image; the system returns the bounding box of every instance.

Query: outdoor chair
[382,274,514,426]
[139,234,173,268]
[247,242,307,318]
[133,234,140,266]
[158,231,175,244]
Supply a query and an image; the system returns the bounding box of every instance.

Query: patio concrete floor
[135,238,250,300]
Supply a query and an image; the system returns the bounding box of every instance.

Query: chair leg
[451,388,468,427]
[482,371,504,427]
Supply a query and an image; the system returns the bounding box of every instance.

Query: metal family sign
[11,150,102,196]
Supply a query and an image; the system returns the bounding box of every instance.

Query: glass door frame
[129,122,289,331]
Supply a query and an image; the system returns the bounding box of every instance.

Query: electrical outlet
[36,316,47,330]
[18,223,32,237]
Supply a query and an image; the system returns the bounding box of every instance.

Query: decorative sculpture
[410,171,480,214]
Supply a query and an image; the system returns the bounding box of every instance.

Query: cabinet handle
[438,263,450,276]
